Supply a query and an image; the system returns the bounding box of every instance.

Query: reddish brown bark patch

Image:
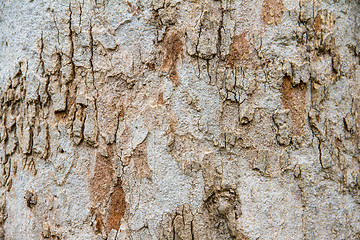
[313,10,330,34]
[160,30,183,86]
[281,77,307,136]
[90,147,115,204]
[158,92,164,105]
[226,33,252,69]
[262,0,286,25]
[106,179,126,233]
[90,146,126,234]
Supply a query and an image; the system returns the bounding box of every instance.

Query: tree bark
[0,0,359,239]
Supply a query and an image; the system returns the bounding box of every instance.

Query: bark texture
[0,0,360,239]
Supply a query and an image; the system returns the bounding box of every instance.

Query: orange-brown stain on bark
[158,92,164,105]
[160,30,183,86]
[313,10,330,34]
[90,145,126,234]
[262,0,286,25]
[226,33,252,69]
[91,147,115,204]
[106,179,126,232]
[281,76,307,136]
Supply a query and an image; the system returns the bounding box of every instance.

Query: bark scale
[0,0,359,239]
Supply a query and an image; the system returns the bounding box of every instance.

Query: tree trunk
[0,0,359,239]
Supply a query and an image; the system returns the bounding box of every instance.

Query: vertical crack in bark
[89,20,96,91]
[68,2,75,82]
[195,10,204,57]
[38,31,45,76]
[52,12,61,51]
[217,6,224,58]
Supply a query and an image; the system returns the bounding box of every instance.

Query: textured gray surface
[0,0,359,239]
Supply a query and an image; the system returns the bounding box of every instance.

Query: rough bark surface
[0,0,359,239]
